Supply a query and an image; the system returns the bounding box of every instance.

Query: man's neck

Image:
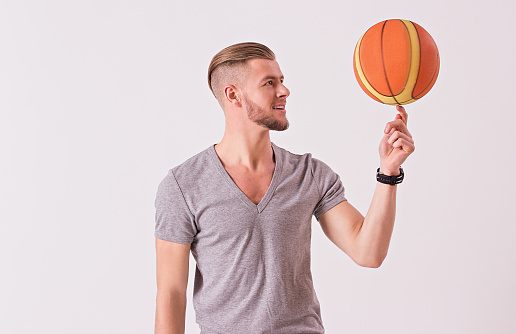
[214,132,274,172]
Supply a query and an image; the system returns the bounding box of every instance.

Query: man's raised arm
[317,106,415,268]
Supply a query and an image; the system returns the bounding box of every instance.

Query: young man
[154,42,415,334]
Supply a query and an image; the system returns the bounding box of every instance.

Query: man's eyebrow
[261,75,284,81]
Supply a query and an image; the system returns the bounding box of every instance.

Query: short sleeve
[311,157,347,220]
[154,170,197,244]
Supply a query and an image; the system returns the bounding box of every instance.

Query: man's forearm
[155,291,186,334]
[354,103,413,267]
[355,182,397,267]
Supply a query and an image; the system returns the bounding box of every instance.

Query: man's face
[241,59,290,131]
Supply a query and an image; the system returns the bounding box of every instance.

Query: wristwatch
[376,167,404,185]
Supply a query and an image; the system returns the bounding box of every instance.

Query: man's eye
[266,81,273,85]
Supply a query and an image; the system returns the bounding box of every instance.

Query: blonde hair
[208,42,275,102]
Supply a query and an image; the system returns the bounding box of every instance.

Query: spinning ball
[353,19,440,105]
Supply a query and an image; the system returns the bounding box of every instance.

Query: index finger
[396,105,408,125]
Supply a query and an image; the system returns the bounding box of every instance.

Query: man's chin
[274,122,289,131]
[264,120,289,131]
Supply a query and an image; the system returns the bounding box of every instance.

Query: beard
[244,97,289,131]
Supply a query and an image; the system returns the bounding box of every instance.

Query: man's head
[208,42,290,131]
[208,42,275,102]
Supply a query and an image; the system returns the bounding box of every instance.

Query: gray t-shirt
[155,142,347,334]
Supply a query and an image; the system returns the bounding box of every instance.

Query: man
[154,42,415,334]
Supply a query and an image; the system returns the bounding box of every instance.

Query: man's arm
[155,238,191,334]
[318,106,414,268]
[318,184,396,268]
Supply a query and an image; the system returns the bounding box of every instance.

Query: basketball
[353,19,440,105]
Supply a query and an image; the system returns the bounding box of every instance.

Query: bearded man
[154,42,415,334]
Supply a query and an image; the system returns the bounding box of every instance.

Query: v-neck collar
[208,142,283,213]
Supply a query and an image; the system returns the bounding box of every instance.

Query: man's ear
[224,85,242,107]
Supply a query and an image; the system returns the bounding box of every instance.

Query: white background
[1,0,515,333]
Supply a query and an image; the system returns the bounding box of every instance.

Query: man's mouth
[272,105,286,110]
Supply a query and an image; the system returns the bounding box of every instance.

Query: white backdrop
[1,0,515,333]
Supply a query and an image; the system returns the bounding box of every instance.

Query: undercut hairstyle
[208,42,276,105]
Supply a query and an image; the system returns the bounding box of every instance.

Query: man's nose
[278,83,290,98]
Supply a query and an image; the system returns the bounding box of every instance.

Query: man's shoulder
[169,144,214,182]
[272,142,316,172]
[273,142,311,159]
[273,143,336,177]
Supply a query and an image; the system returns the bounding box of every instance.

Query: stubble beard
[244,97,289,131]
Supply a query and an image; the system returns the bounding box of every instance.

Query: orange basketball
[353,19,440,105]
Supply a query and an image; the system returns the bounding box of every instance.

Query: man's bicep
[155,238,190,294]
[317,201,365,260]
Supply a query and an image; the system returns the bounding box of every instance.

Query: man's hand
[379,105,415,175]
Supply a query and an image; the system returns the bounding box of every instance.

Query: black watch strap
[376,167,404,185]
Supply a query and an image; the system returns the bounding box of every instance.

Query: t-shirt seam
[310,156,323,201]
[310,157,347,219]
[154,231,193,244]
[170,169,196,226]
